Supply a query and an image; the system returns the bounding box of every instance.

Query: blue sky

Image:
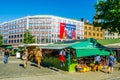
[0,0,97,23]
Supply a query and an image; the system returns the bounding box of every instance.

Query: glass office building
[0,15,84,45]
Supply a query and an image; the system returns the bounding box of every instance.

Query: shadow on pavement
[19,64,24,68]
[49,67,59,72]
[30,64,38,68]
[100,70,108,74]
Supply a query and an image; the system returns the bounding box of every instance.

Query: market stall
[68,38,112,72]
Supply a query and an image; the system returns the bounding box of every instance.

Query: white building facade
[0,15,84,45]
[104,30,120,39]
[0,24,2,35]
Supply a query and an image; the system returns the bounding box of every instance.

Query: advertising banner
[60,22,76,39]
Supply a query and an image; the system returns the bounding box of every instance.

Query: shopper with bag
[22,49,28,69]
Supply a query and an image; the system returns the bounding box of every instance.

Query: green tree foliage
[0,34,3,46]
[94,0,120,33]
[23,29,35,44]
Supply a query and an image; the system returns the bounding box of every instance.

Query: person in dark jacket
[108,53,115,74]
[4,49,10,64]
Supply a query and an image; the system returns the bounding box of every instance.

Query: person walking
[0,48,3,61]
[4,49,10,64]
[59,49,66,67]
[22,49,28,69]
[35,48,43,69]
[94,54,101,71]
[108,53,115,74]
[29,50,34,62]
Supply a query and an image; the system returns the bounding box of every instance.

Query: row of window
[6,19,27,25]
[105,33,114,36]
[85,32,103,37]
[30,29,52,32]
[29,17,84,26]
[9,29,25,34]
[1,24,26,31]
[9,39,23,43]
[84,26,102,31]
[9,24,26,29]
[29,23,51,27]
[9,34,24,38]
[29,18,52,22]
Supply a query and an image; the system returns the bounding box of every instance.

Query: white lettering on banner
[66,24,76,29]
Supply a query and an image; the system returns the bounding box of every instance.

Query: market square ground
[0,57,120,80]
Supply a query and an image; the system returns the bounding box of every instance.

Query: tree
[93,0,120,33]
[23,29,35,44]
[0,34,3,46]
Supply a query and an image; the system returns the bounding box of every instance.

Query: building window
[85,32,87,35]
[57,35,59,37]
[17,39,19,42]
[89,32,91,36]
[14,40,16,43]
[97,33,99,36]
[101,34,103,37]
[89,27,91,30]
[9,40,10,43]
[20,34,23,37]
[12,40,13,43]
[93,33,95,36]
[20,39,22,42]
[84,26,87,30]
[97,28,99,31]
[17,35,19,38]
[14,35,16,38]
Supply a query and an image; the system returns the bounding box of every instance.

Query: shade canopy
[71,38,111,57]
[40,42,80,49]
[6,46,12,49]
[76,48,110,57]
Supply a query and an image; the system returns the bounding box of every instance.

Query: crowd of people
[76,53,117,74]
[0,47,118,74]
[21,48,43,69]
[0,48,43,69]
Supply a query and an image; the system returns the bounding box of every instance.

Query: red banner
[60,23,66,39]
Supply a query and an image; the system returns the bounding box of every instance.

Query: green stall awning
[6,46,12,49]
[70,38,111,57]
[75,48,110,57]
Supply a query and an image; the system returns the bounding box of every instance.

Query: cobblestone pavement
[0,57,120,80]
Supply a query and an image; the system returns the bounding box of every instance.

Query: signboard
[60,22,76,39]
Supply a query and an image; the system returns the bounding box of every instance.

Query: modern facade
[0,24,2,35]
[0,15,84,45]
[84,23,104,40]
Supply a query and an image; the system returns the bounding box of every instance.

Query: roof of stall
[18,43,50,47]
[70,38,111,57]
[18,38,112,57]
[40,42,80,49]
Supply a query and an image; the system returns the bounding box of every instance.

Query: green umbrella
[6,46,12,49]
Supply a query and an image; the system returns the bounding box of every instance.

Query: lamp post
[36,35,38,49]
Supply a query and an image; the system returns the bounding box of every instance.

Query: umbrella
[6,46,12,49]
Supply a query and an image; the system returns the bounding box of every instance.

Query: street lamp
[36,35,38,44]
